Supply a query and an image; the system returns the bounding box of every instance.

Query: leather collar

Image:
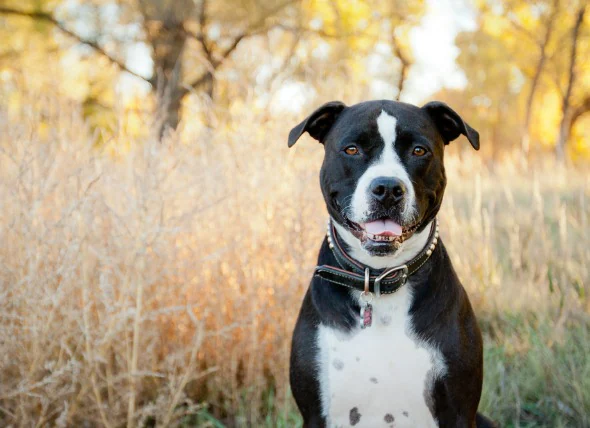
[314,218,439,297]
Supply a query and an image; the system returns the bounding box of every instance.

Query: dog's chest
[316,286,445,428]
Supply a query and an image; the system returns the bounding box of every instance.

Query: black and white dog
[288,100,494,428]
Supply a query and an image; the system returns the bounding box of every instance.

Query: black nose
[370,177,406,205]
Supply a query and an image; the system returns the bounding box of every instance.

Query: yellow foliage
[571,116,590,159]
[302,0,376,50]
[481,13,510,38]
[533,90,561,148]
[457,0,590,158]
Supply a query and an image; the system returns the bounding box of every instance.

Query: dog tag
[360,268,373,329]
[360,303,373,329]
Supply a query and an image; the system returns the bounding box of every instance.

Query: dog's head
[288,100,479,257]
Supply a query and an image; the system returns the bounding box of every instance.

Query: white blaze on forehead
[350,110,416,224]
[376,109,398,147]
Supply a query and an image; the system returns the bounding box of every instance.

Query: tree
[1,0,432,141]
[452,0,590,159]
[0,0,297,138]
[555,4,586,161]
[505,0,561,157]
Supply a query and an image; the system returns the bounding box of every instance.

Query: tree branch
[505,16,542,47]
[571,95,590,127]
[0,6,154,85]
[195,0,213,61]
[179,32,245,97]
[179,0,298,101]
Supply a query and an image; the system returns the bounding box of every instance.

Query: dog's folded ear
[422,101,480,150]
[288,101,347,147]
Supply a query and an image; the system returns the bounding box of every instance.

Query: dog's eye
[344,146,359,156]
[412,146,427,157]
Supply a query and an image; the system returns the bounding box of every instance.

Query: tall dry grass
[0,94,589,427]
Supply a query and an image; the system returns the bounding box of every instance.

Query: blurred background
[0,0,588,427]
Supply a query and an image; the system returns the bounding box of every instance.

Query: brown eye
[344,146,359,155]
[413,146,427,157]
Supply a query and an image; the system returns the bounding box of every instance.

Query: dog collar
[314,218,439,297]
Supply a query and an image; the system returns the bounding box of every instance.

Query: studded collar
[314,218,439,297]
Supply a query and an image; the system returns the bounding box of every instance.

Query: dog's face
[288,100,479,257]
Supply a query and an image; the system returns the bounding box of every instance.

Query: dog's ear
[422,101,480,150]
[288,101,347,147]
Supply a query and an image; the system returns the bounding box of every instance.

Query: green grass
[480,313,590,427]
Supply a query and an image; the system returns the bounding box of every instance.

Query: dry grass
[0,95,589,427]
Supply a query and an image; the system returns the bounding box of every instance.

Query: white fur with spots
[316,285,446,427]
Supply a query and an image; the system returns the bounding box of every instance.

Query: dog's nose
[370,177,406,205]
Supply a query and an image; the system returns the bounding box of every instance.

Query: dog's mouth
[344,216,420,247]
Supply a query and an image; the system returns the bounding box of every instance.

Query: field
[1,97,589,428]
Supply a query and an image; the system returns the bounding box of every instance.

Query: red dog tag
[360,303,373,329]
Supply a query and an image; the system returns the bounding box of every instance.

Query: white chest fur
[316,285,446,428]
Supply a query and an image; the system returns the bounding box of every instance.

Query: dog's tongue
[363,219,403,236]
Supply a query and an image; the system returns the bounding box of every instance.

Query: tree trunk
[391,34,410,101]
[152,43,186,139]
[139,0,194,139]
[147,21,187,139]
[556,5,585,162]
[521,0,559,157]
[555,110,573,161]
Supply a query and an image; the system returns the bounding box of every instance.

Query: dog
[288,100,494,427]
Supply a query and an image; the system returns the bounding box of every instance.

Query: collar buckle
[373,264,408,297]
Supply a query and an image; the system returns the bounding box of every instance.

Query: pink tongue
[363,219,403,236]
